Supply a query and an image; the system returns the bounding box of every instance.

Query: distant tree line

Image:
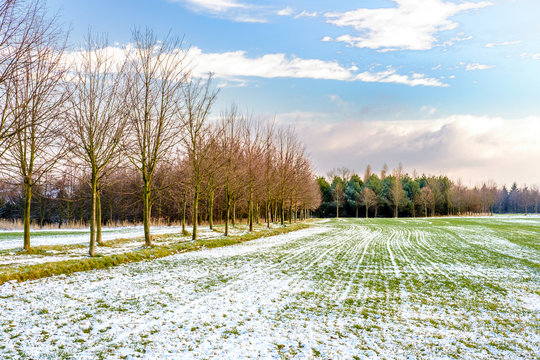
[315,165,539,218]
[0,0,321,254]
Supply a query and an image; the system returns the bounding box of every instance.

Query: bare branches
[182,73,218,240]
[66,31,129,255]
[1,0,68,250]
[124,28,189,246]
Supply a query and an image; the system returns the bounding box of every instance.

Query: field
[0,225,184,250]
[0,216,538,359]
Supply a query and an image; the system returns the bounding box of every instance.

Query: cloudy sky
[48,0,540,186]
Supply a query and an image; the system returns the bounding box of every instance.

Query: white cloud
[65,44,447,87]
[485,40,521,48]
[170,0,269,23]
[276,113,540,186]
[187,47,447,87]
[294,11,318,19]
[519,52,540,60]
[465,63,495,71]
[179,0,247,12]
[420,106,437,116]
[323,0,492,51]
[277,7,294,16]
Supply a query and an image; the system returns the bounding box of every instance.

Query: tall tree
[262,119,276,228]
[182,74,218,240]
[240,115,263,232]
[345,175,362,218]
[365,174,382,218]
[218,105,241,236]
[124,28,187,246]
[363,164,372,184]
[332,178,345,219]
[67,33,128,256]
[5,12,68,251]
[390,165,405,218]
[361,187,376,218]
[420,186,434,217]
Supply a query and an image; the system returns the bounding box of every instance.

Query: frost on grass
[0,225,186,250]
[0,218,538,359]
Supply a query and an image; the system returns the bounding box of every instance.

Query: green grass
[1,216,538,358]
[0,223,310,285]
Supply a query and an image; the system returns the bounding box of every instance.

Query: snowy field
[0,217,539,359]
[0,225,183,250]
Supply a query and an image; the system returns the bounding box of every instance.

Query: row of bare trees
[0,0,321,255]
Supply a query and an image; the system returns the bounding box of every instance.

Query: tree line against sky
[0,0,321,255]
[316,165,539,219]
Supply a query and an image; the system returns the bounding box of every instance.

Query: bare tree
[218,105,241,236]
[66,33,128,256]
[276,127,298,225]
[262,118,276,228]
[380,163,388,180]
[361,187,376,218]
[0,0,53,157]
[390,164,404,218]
[332,181,345,219]
[240,115,263,232]
[420,186,434,217]
[4,14,68,251]
[363,164,372,183]
[182,74,218,240]
[124,28,187,246]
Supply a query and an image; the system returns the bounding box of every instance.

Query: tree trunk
[110,201,113,227]
[280,199,284,226]
[336,202,339,219]
[89,176,97,257]
[96,190,103,245]
[208,189,214,230]
[289,203,292,225]
[142,180,152,247]
[192,184,199,241]
[248,188,254,232]
[225,190,230,236]
[365,204,369,218]
[232,199,236,228]
[356,206,358,218]
[23,181,32,251]
[182,189,187,234]
[255,203,260,225]
[266,201,270,228]
[394,204,398,218]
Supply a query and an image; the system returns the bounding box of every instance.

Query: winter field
[0,216,539,359]
[0,225,184,250]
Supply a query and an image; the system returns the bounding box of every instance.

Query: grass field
[0,217,538,359]
[0,225,186,250]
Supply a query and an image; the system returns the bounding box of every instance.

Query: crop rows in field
[0,217,538,359]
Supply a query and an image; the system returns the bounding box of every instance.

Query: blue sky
[48,0,540,186]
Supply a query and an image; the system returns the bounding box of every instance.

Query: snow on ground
[0,225,284,266]
[0,225,185,250]
[0,218,538,359]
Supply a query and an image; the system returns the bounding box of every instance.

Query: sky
[47,0,540,187]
